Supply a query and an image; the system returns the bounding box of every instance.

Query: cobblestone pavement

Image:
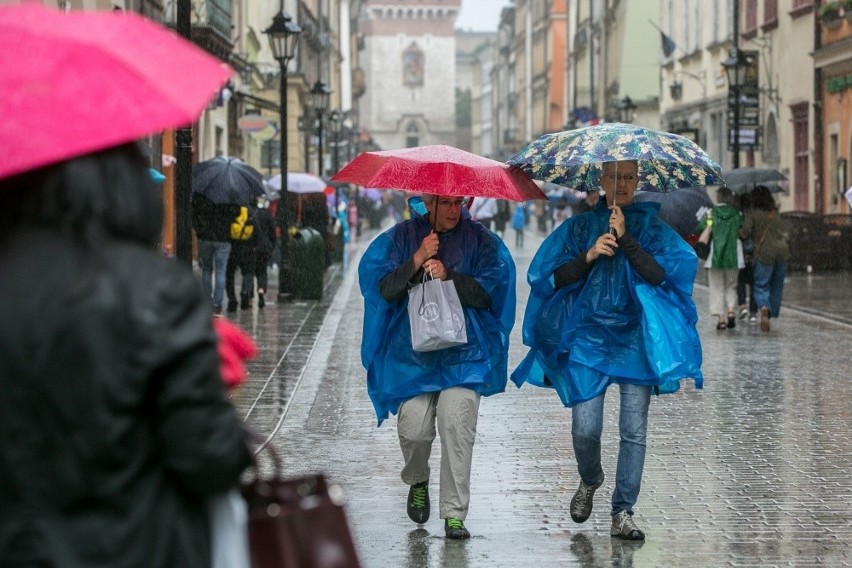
[229,223,852,567]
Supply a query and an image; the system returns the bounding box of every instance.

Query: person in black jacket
[0,143,251,568]
[192,193,240,314]
[252,196,277,308]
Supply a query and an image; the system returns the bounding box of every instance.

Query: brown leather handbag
[241,443,361,568]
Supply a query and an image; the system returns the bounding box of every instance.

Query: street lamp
[309,80,332,176]
[723,48,748,169]
[617,96,637,123]
[329,110,342,175]
[264,10,301,302]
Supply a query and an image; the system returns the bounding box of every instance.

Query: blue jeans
[572,383,651,516]
[752,260,786,318]
[198,240,231,308]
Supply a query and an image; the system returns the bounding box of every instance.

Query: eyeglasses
[603,173,637,182]
[436,198,466,208]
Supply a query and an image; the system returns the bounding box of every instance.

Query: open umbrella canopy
[331,145,546,202]
[266,172,327,194]
[0,4,231,180]
[508,122,724,193]
[633,186,714,239]
[723,167,787,194]
[192,157,264,206]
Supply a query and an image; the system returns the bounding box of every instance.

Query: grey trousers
[397,387,481,520]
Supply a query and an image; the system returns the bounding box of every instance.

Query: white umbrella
[266,172,327,194]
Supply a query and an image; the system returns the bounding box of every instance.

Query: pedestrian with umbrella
[508,123,719,541]
[191,156,264,313]
[0,5,250,566]
[335,144,543,539]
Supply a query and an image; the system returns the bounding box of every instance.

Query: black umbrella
[191,156,265,205]
[633,186,713,239]
[723,167,787,194]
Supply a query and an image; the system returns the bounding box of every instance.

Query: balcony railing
[164,0,233,61]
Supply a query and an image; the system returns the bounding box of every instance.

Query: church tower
[358,0,460,150]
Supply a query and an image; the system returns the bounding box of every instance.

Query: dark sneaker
[570,475,604,523]
[406,481,429,524]
[240,295,251,310]
[727,313,736,329]
[226,301,238,313]
[444,517,470,539]
[212,305,222,315]
[610,511,645,540]
[257,292,265,309]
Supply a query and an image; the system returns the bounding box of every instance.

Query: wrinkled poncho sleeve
[511,201,702,407]
[359,215,515,424]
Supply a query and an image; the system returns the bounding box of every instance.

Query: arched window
[406,123,419,148]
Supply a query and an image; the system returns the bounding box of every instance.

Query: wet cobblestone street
[228,225,852,567]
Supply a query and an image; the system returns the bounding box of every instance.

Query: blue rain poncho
[359,202,516,425]
[511,200,702,407]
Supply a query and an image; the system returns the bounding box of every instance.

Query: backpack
[230,206,255,240]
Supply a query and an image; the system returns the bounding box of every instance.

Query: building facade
[358,0,460,150]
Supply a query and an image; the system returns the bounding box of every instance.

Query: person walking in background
[572,189,601,215]
[512,202,527,247]
[468,196,498,230]
[359,193,515,539]
[735,192,758,322]
[696,186,744,330]
[225,204,257,312]
[511,160,702,541]
[193,192,240,314]
[252,195,276,309]
[494,199,511,238]
[740,185,789,332]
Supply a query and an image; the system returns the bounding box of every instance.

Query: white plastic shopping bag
[209,489,251,568]
[408,272,467,352]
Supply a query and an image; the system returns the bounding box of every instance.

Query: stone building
[357,0,460,150]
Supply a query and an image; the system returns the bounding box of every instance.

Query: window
[764,0,778,25]
[791,102,809,210]
[744,0,757,35]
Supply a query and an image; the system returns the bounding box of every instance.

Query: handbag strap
[752,209,776,259]
[416,267,434,316]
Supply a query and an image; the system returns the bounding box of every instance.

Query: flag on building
[660,31,676,57]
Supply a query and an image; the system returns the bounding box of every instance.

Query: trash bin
[289,227,325,299]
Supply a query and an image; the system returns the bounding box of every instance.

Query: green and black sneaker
[407,480,429,524]
[444,517,471,539]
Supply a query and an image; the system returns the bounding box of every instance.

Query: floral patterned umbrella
[507,122,724,193]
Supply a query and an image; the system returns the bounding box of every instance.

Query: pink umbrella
[331,145,546,202]
[0,4,232,180]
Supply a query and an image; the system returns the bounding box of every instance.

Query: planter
[822,16,843,29]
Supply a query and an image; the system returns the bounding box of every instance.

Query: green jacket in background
[697,204,742,269]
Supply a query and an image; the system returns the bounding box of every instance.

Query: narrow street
[229,224,852,567]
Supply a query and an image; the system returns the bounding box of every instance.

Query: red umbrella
[0,4,232,180]
[331,145,547,202]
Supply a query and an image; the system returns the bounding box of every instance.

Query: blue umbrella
[508,122,724,193]
[191,156,264,205]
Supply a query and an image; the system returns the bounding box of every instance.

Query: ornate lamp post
[264,11,301,301]
[309,80,332,176]
[722,49,749,169]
